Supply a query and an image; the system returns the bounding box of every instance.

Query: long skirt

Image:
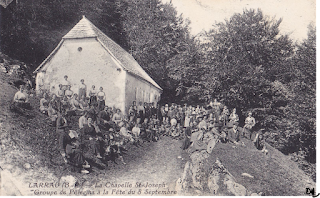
[89,96,97,106]
[68,150,85,167]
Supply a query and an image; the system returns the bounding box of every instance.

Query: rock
[207,169,220,194]
[175,178,183,193]
[60,175,77,189]
[241,172,254,178]
[206,138,218,154]
[224,175,247,196]
[23,163,31,169]
[181,161,192,190]
[251,193,259,196]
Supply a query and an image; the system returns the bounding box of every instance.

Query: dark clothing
[97,110,111,123]
[66,143,85,167]
[254,137,266,150]
[81,124,101,157]
[89,96,97,106]
[185,127,192,136]
[227,128,240,143]
[56,115,68,134]
[98,100,105,111]
[145,106,151,119]
[58,131,72,154]
[182,136,191,150]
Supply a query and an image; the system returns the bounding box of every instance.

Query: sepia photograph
[0,0,316,196]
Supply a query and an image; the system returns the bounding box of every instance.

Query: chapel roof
[35,16,162,90]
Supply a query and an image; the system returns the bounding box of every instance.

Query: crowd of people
[12,75,268,174]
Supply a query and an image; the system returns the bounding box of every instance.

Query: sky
[162,0,316,42]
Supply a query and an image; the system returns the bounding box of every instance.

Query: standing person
[243,112,256,140]
[144,102,151,120]
[213,99,222,121]
[130,101,137,120]
[150,102,156,117]
[78,79,87,99]
[131,101,137,112]
[156,103,162,123]
[57,84,64,100]
[219,106,229,126]
[160,105,166,123]
[39,92,49,114]
[128,106,136,123]
[137,101,145,124]
[229,108,239,127]
[89,85,97,107]
[184,113,192,128]
[97,87,106,111]
[164,104,169,121]
[61,75,71,95]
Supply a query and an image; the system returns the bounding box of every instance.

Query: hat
[69,130,79,139]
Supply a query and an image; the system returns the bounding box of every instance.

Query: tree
[120,0,192,102]
[184,9,294,109]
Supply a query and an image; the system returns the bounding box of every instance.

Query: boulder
[60,175,77,189]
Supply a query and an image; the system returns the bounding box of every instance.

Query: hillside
[0,55,316,196]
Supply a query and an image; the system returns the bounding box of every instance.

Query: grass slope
[206,138,315,196]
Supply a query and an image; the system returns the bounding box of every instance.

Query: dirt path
[85,136,187,190]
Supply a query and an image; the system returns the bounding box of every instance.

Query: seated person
[243,112,256,140]
[112,109,123,125]
[65,85,73,100]
[170,116,177,127]
[48,102,58,126]
[97,106,112,130]
[81,117,103,159]
[227,124,242,145]
[12,85,31,109]
[152,124,160,141]
[79,111,88,129]
[79,95,90,110]
[60,95,70,111]
[70,93,84,111]
[57,84,64,99]
[39,92,49,114]
[119,122,134,143]
[253,133,268,155]
[198,116,207,130]
[189,128,207,152]
[65,131,90,174]
[228,108,239,127]
[131,123,141,138]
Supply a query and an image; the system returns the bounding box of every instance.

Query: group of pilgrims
[12,75,268,174]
